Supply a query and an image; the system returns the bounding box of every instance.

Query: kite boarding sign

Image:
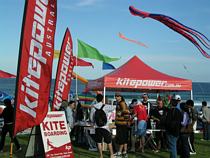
[40,111,74,158]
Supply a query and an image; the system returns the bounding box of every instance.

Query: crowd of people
[57,92,210,158]
[0,93,210,158]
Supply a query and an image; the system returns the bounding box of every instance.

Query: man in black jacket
[0,99,21,152]
[165,98,182,158]
[150,98,168,150]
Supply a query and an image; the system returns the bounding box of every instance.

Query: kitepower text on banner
[52,28,74,110]
[14,0,57,135]
[40,111,74,158]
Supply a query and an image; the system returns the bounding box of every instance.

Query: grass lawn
[0,133,209,158]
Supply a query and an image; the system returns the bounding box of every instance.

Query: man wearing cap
[114,93,130,158]
[175,95,182,111]
[165,98,183,158]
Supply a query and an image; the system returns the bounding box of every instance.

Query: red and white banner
[52,28,74,110]
[114,78,191,90]
[14,0,57,135]
[87,77,192,91]
[40,111,74,158]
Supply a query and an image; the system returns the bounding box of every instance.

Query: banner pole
[190,90,193,100]
[103,86,106,104]
[12,0,28,137]
[75,40,78,99]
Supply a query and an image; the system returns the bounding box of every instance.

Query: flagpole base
[10,142,14,158]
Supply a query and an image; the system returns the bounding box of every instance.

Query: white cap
[175,95,181,101]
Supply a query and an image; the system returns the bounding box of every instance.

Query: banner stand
[25,126,45,158]
[25,111,74,158]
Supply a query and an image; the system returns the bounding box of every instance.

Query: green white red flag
[77,39,120,63]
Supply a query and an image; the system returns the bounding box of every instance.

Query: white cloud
[58,4,75,10]
[58,0,103,11]
[76,0,100,7]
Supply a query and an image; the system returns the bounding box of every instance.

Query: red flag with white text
[13,0,57,136]
[73,57,94,68]
[52,28,74,110]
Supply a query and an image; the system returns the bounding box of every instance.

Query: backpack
[94,104,107,127]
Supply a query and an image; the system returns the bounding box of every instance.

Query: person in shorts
[91,94,115,158]
[134,102,148,152]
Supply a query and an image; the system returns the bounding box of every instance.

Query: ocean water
[0,78,85,97]
[0,78,210,103]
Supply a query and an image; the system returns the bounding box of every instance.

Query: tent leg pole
[190,90,193,100]
[157,92,159,98]
[103,87,106,104]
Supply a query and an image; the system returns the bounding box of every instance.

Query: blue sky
[0,0,210,82]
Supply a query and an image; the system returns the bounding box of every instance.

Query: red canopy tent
[87,56,192,94]
[0,70,16,78]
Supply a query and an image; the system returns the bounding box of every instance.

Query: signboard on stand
[40,111,74,158]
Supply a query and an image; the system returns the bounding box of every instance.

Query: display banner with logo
[52,28,74,110]
[40,111,74,158]
[13,0,57,135]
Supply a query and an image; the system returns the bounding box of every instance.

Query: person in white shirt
[90,94,115,158]
[66,100,76,130]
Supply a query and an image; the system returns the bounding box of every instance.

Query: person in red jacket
[134,102,148,152]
